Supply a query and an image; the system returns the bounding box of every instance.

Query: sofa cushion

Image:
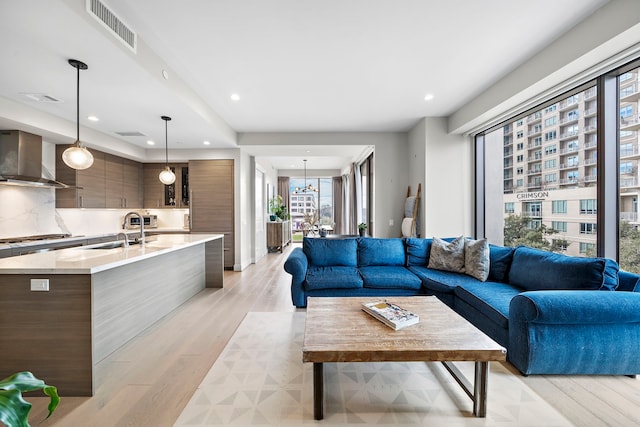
[488,245,515,282]
[305,266,363,290]
[409,266,479,294]
[358,238,405,267]
[405,238,432,266]
[303,237,357,267]
[618,270,640,292]
[428,236,465,273]
[359,266,423,290]
[454,282,522,329]
[465,238,490,281]
[509,246,619,291]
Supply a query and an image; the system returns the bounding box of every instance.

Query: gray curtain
[332,176,343,234]
[277,176,290,211]
[349,164,357,234]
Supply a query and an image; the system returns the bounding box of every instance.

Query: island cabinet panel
[0,274,92,396]
[189,159,234,268]
[143,162,189,208]
[56,146,142,208]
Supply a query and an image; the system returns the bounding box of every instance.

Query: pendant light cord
[165,118,168,166]
[76,64,80,145]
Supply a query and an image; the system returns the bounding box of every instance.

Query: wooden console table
[267,220,291,253]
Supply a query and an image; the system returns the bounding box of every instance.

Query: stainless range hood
[0,130,71,189]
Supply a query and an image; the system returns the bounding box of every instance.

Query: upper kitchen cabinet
[143,163,189,209]
[56,146,143,209]
[189,159,234,268]
[105,154,143,208]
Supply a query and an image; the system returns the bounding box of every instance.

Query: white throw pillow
[465,238,490,281]
[427,236,465,273]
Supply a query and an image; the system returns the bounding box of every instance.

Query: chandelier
[294,159,317,194]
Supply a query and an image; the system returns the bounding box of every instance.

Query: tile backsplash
[0,186,188,239]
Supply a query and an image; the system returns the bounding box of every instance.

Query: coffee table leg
[313,363,324,420]
[473,361,489,417]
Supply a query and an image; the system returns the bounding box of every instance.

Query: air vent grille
[115,131,146,137]
[87,0,136,52]
[22,93,62,103]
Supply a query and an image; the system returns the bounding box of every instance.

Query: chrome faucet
[116,232,129,248]
[122,211,145,245]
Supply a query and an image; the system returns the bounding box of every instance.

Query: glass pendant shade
[159,166,176,185]
[294,159,317,194]
[62,144,94,170]
[65,59,94,170]
[159,115,175,185]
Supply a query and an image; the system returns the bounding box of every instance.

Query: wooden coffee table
[302,296,506,420]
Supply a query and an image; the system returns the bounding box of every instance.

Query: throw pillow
[465,238,490,282]
[427,236,465,273]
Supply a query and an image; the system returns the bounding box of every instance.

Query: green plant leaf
[0,389,31,427]
[0,372,60,427]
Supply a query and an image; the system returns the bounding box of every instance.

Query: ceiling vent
[21,93,62,103]
[115,131,146,137]
[86,0,137,53]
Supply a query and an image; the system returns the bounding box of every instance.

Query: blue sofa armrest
[508,291,640,375]
[284,247,309,307]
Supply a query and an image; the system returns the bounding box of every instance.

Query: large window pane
[618,66,640,273]
[485,86,598,256]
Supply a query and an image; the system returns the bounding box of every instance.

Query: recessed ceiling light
[230,93,240,102]
[87,115,99,121]
[147,140,155,146]
[424,93,435,101]
[203,141,210,145]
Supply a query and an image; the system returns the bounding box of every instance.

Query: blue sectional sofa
[284,237,640,375]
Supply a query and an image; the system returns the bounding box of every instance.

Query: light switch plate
[30,278,49,291]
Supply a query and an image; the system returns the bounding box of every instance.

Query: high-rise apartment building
[496,68,640,257]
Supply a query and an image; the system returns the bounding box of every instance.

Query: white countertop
[0,233,223,274]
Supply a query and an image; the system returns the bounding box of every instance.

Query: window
[579,242,595,254]
[552,200,567,214]
[552,221,567,232]
[524,202,542,217]
[620,161,634,174]
[580,199,597,215]
[481,86,599,258]
[517,131,523,138]
[517,120,523,126]
[516,154,523,162]
[620,105,633,118]
[580,223,597,234]
[516,142,524,150]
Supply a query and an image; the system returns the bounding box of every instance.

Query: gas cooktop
[0,234,72,244]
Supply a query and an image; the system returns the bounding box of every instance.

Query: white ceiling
[0,0,609,171]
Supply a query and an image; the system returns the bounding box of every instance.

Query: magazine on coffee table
[361,300,420,330]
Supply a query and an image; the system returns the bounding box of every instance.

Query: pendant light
[294,159,317,194]
[62,59,94,170]
[158,115,176,185]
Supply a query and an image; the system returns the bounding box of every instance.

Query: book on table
[361,300,420,330]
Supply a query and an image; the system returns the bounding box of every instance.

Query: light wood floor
[28,243,640,426]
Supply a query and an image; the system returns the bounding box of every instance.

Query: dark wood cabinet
[189,159,234,268]
[143,163,189,209]
[56,146,142,209]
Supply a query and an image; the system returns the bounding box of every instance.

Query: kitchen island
[0,233,223,395]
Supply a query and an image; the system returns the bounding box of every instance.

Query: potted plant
[269,195,289,221]
[0,371,59,427]
[358,222,367,237]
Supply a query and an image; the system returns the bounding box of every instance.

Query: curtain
[332,176,343,234]
[349,164,357,234]
[354,162,362,226]
[277,176,290,211]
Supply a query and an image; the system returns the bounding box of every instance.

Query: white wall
[449,0,640,134]
[408,118,427,237]
[422,118,473,238]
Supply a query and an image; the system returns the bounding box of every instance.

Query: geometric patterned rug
[175,312,572,426]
